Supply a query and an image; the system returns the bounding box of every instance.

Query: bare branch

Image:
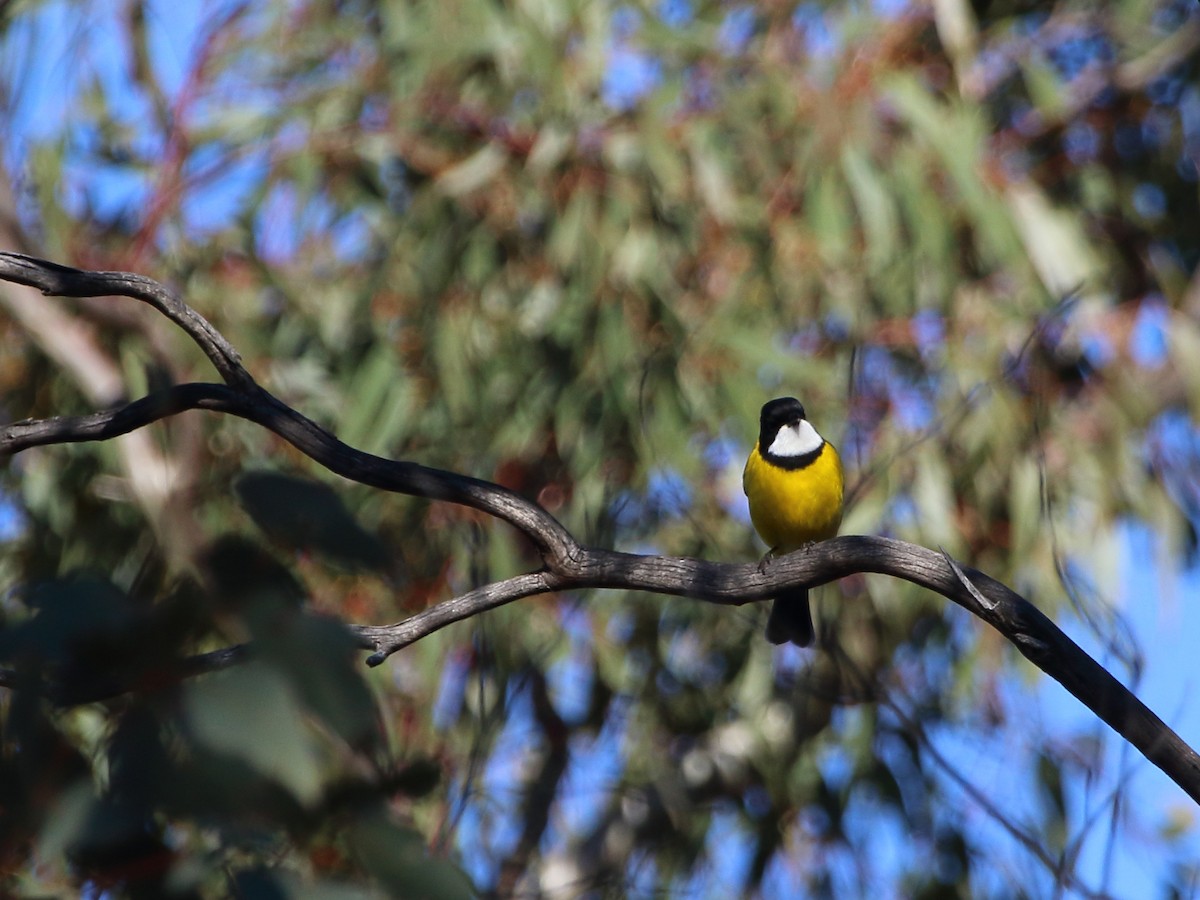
[0,252,250,389]
[0,252,578,562]
[352,571,564,665]
[3,252,1200,807]
[0,244,187,527]
[2,383,236,450]
[351,534,1200,809]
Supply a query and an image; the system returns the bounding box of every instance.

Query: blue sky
[1044,520,1200,887]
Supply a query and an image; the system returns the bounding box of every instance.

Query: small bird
[743,397,844,646]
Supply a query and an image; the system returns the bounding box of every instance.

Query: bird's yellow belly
[744,444,844,552]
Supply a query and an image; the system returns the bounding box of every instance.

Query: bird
[743,397,844,647]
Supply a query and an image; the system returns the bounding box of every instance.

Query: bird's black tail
[765,588,814,647]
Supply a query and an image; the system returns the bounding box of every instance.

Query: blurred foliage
[1,0,1199,895]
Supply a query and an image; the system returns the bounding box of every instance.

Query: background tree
[1,0,1199,896]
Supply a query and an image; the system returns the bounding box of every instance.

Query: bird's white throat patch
[768,420,823,457]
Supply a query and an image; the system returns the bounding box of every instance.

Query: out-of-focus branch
[3,252,1200,808]
[0,253,251,389]
[0,267,130,402]
[0,644,250,706]
[0,201,184,529]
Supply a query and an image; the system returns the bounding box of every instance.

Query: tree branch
[0,252,577,562]
[3,250,1200,807]
[0,252,250,389]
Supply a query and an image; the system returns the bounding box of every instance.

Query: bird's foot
[757,548,778,576]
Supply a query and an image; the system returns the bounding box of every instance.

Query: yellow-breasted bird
[743,397,844,647]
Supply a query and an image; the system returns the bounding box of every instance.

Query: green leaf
[1020,56,1067,117]
[689,138,738,224]
[0,577,136,667]
[912,447,960,553]
[1009,455,1042,562]
[1005,180,1103,297]
[340,344,411,456]
[236,471,391,574]
[183,662,324,805]
[349,808,475,899]
[257,613,382,751]
[807,171,854,266]
[841,145,898,274]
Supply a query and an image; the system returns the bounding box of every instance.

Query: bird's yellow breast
[743,441,844,552]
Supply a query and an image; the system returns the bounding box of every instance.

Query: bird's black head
[758,397,806,449]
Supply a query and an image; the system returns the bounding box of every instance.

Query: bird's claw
[757,548,778,576]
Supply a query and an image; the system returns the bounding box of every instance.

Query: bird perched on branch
[743,397,844,647]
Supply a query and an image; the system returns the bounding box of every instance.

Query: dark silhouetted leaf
[236,472,390,574]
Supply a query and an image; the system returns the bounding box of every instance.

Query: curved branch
[3,252,1200,808]
[1,381,578,562]
[0,252,250,389]
[0,253,578,562]
[0,250,191,529]
[351,571,563,665]
[353,535,1200,806]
